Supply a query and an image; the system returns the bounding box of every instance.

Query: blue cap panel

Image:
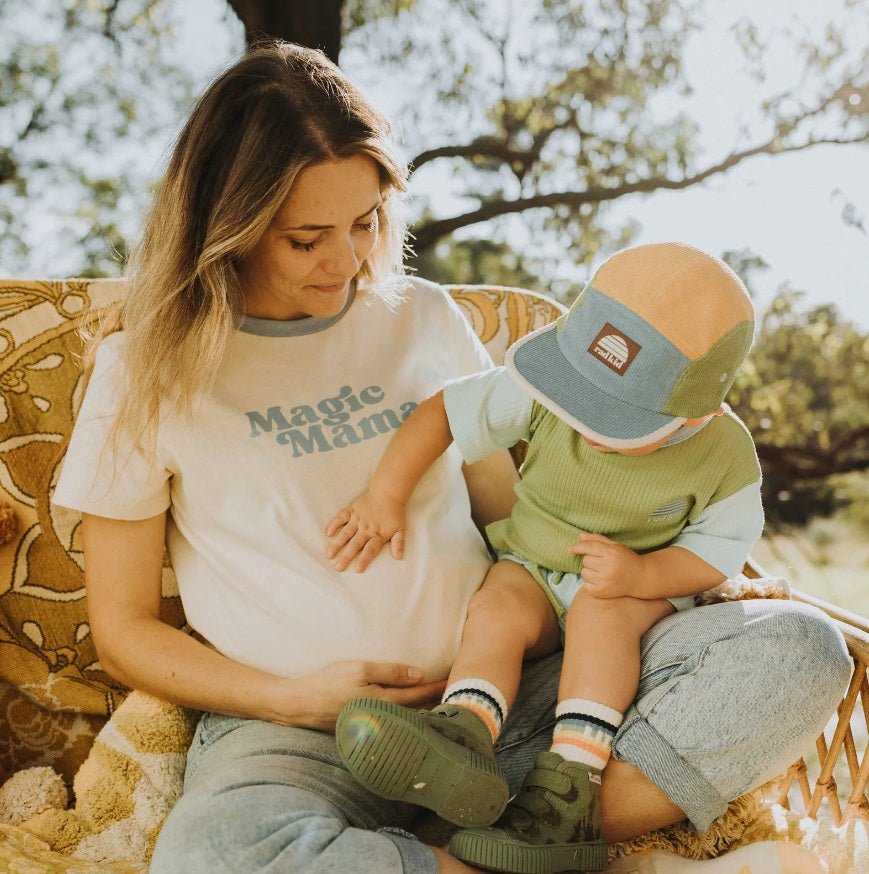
[556,287,690,414]
[510,325,680,441]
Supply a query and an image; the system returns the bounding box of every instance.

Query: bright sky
[607,0,869,329]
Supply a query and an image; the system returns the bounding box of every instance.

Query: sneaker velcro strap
[505,790,560,829]
[524,766,572,795]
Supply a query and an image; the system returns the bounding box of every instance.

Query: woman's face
[238,155,383,320]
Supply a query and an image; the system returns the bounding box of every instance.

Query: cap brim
[505,322,686,449]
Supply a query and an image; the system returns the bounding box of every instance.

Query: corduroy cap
[506,242,755,449]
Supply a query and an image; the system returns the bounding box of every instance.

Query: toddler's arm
[570,533,726,600]
[325,390,453,572]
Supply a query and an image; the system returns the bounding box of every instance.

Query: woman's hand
[277,660,447,731]
[324,491,406,572]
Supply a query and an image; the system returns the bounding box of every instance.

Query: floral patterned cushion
[0,280,187,784]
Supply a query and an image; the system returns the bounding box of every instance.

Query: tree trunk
[226,0,343,63]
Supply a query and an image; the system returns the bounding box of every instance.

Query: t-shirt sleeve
[670,411,764,578]
[443,367,533,464]
[51,335,171,520]
[672,479,764,578]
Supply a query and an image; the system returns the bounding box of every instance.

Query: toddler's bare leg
[559,590,674,711]
[448,559,560,709]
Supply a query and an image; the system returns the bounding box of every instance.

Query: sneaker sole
[449,829,608,873]
[335,698,508,827]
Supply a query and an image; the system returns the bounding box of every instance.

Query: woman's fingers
[354,661,445,707]
[357,661,425,686]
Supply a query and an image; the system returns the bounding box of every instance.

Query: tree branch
[102,0,122,47]
[756,424,869,480]
[409,134,868,252]
[412,137,538,172]
[411,115,581,175]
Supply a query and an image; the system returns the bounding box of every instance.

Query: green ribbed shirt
[444,367,763,577]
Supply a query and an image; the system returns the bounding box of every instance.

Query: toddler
[326,242,763,873]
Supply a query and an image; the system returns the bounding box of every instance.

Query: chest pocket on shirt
[647,499,691,524]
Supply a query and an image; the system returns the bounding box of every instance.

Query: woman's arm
[83,512,444,729]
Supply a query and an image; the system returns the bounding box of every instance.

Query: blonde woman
[53,42,850,874]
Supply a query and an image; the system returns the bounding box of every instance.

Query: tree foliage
[4,0,867,279]
[0,0,236,275]
[334,0,869,273]
[726,266,869,528]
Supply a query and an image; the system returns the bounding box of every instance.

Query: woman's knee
[761,600,851,704]
[639,599,850,770]
[150,785,347,874]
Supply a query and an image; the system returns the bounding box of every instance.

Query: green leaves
[728,286,869,529]
[0,0,204,276]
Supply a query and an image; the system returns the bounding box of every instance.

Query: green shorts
[496,550,696,630]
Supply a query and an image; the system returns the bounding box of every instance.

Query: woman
[52,42,850,874]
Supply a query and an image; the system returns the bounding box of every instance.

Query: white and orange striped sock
[442,679,509,743]
[550,698,623,770]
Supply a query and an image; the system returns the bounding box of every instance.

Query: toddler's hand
[569,532,642,598]
[325,491,406,573]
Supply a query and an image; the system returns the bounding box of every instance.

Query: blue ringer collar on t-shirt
[238,283,357,337]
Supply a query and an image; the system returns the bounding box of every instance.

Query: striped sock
[550,699,623,770]
[442,679,509,742]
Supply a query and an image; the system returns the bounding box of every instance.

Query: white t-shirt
[53,279,493,680]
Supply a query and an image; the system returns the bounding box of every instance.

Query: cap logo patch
[588,323,641,374]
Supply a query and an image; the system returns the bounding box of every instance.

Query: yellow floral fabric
[0,280,186,783]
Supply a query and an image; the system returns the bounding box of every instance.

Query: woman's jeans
[150,599,850,873]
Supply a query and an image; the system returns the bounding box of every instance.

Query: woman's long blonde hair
[93,41,409,443]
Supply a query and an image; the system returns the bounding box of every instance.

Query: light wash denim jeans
[150,599,850,873]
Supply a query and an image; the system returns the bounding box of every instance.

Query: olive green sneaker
[335,697,509,826]
[448,751,608,872]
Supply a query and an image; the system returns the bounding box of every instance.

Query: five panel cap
[506,242,755,449]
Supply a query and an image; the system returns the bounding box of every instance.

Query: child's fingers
[333,531,372,571]
[325,520,358,561]
[354,537,389,573]
[578,532,613,545]
[325,508,352,537]
[390,529,405,561]
[569,540,604,557]
[569,532,615,556]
